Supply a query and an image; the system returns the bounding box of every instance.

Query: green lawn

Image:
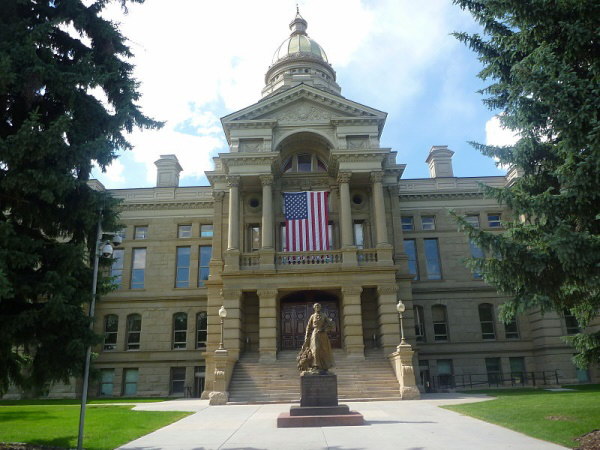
[0,403,191,450]
[0,397,170,406]
[443,385,600,448]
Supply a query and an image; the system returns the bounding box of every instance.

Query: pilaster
[257,289,278,362]
[221,288,242,360]
[341,286,365,359]
[209,191,225,279]
[226,175,240,251]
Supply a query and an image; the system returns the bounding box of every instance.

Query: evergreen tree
[452,0,600,366]
[0,0,160,394]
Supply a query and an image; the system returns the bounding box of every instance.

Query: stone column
[221,288,242,360]
[209,191,225,279]
[337,172,353,248]
[371,171,388,246]
[257,289,278,362]
[226,176,240,250]
[377,284,401,355]
[341,286,365,359]
[260,175,274,249]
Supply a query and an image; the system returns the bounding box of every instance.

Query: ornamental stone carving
[257,289,278,298]
[226,176,240,188]
[276,104,333,122]
[377,285,399,296]
[370,171,384,183]
[259,175,274,186]
[337,172,352,184]
[213,191,225,201]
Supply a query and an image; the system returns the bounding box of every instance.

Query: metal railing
[423,370,562,392]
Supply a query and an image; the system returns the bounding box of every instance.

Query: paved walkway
[118,394,566,450]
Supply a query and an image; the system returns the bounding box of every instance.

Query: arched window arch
[173,312,188,349]
[103,314,118,351]
[126,314,141,350]
[431,305,448,341]
[282,153,327,173]
[414,305,426,342]
[478,303,496,340]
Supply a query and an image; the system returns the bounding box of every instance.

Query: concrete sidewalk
[118,394,567,450]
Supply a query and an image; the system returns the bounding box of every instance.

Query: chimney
[154,154,183,187]
[426,145,454,178]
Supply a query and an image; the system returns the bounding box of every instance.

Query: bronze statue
[297,303,335,373]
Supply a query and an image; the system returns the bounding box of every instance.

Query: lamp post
[77,212,121,450]
[218,305,227,350]
[396,300,406,346]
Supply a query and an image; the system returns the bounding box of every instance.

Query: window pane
[131,248,146,289]
[421,216,435,230]
[478,304,496,339]
[354,222,364,249]
[469,240,485,279]
[170,367,186,394]
[127,315,141,350]
[403,239,418,280]
[297,154,311,172]
[178,225,192,238]
[465,215,480,228]
[485,357,502,384]
[173,313,187,349]
[414,306,425,341]
[564,309,580,335]
[200,224,213,237]
[196,312,207,349]
[100,369,114,396]
[198,246,212,287]
[505,318,519,339]
[488,214,501,228]
[176,247,191,288]
[424,239,442,280]
[432,305,448,340]
[104,315,118,351]
[111,249,124,287]
[250,226,260,251]
[401,216,414,231]
[123,369,138,395]
[134,226,148,239]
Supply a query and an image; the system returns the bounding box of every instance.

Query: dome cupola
[262,9,341,98]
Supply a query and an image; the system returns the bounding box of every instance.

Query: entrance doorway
[280,291,341,350]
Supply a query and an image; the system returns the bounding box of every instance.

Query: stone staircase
[227,349,403,404]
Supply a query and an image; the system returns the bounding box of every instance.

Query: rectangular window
[401,216,414,231]
[505,318,519,339]
[99,369,114,396]
[175,247,191,288]
[123,369,138,396]
[424,238,442,280]
[564,309,580,335]
[414,305,426,342]
[353,221,365,249]
[465,215,480,228]
[469,240,485,279]
[130,248,146,289]
[110,249,125,287]
[170,367,186,395]
[200,224,214,238]
[173,313,187,349]
[249,225,261,252]
[297,153,311,172]
[134,226,148,239]
[403,239,418,280]
[198,246,212,287]
[178,224,192,238]
[103,315,118,351]
[485,357,502,385]
[478,304,496,340]
[509,357,525,384]
[196,312,207,349]
[280,223,287,251]
[487,214,501,228]
[432,305,448,341]
[421,216,436,231]
[328,222,334,250]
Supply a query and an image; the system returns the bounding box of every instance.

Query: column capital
[337,172,352,184]
[220,288,242,300]
[257,288,278,299]
[377,284,398,296]
[387,185,400,196]
[342,286,363,296]
[213,191,225,201]
[370,171,384,183]
[259,174,274,186]
[226,175,240,188]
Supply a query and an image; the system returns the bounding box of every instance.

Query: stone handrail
[357,249,377,264]
[276,250,342,266]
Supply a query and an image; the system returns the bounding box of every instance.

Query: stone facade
[11,12,595,401]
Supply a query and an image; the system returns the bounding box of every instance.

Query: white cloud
[485,115,519,147]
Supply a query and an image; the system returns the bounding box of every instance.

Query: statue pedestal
[277,373,364,427]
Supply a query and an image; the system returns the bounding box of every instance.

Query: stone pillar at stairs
[388,343,421,400]
[377,284,401,355]
[341,286,365,359]
[258,289,278,362]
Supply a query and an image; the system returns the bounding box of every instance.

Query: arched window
[103,315,118,351]
[414,306,426,342]
[432,305,448,341]
[196,312,208,349]
[126,314,142,350]
[282,153,327,173]
[478,303,496,340]
[173,312,188,349]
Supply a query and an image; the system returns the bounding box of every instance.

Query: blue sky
[91,0,516,189]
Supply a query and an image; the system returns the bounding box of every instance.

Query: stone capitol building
[61,12,597,401]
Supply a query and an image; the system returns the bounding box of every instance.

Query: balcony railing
[238,248,385,270]
[276,250,342,266]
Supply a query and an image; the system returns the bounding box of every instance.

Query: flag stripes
[284,191,329,252]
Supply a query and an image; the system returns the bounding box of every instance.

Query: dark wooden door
[280,301,340,350]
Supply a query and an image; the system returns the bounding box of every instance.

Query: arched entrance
[280,290,341,350]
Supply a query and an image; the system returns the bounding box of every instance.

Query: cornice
[120,200,213,211]
[398,192,485,200]
[226,120,278,129]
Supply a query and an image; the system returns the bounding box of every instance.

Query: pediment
[222,85,386,125]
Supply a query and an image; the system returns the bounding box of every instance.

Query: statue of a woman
[297,303,335,373]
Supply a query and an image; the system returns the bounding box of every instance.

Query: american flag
[284,191,329,252]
